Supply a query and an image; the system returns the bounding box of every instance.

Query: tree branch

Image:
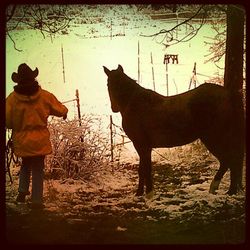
[7,32,22,52]
[6,5,16,22]
[141,5,205,38]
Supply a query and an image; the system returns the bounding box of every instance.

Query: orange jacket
[6,86,68,157]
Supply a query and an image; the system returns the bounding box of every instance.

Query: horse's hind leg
[208,154,243,195]
[201,137,228,194]
[202,123,244,195]
[209,161,228,194]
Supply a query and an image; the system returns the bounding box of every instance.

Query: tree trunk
[224,4,245,167]
[224,5,245,136]
[223,5,245,193]
[224,5,245,93]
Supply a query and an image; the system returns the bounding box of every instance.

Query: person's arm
[48,93,68,119]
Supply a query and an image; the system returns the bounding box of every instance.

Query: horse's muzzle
[111,105,120,113]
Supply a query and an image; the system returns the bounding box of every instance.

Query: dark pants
[18,156,45,204]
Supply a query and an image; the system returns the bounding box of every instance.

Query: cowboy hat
[12,63,39,83]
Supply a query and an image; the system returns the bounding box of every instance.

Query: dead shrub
[45,114,111,181]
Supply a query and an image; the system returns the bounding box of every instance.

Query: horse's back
[124,83,235,148]
[188,83,232,128]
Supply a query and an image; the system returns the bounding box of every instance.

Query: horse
[103,65,244,196]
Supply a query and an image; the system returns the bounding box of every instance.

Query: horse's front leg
[136,164,144,196]
[135,147,152,196]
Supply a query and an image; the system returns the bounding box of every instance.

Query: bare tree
[141,5,245,89]
[224,5,245,93]
[6,5,72,51]
[141,5,210,48]
[204,6,245,75]
[204,16,227,69]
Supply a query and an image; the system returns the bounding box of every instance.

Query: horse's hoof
[145,190,154,199]
[136,190,144,196]
[209,190,217,195]
[226,189,237,196]
[209,188,217,194]
[226,186,238,195]
[209,180,220,194]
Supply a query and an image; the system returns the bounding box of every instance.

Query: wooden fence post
[189,62,197,90]
[138,40,140,84]
[110,115,114,162]
[151,52,156,91]
[61,44,66,84]
[75,89,81,126]
[166,62,169,96]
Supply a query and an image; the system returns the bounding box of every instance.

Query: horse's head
[103,65,124,113]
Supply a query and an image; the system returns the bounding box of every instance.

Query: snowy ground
[6,146,246,244]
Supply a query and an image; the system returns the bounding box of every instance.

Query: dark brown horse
[104,65,244,196]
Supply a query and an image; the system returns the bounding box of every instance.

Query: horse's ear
[117,65,124,73]
[103,66,111,76]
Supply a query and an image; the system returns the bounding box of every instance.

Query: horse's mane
[118,71,166,107]
[122,72,138,86]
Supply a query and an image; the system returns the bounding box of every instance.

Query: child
[6,63,68,209]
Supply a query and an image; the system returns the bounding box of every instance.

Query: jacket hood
[14,81,39,95]
[13,86,42,102]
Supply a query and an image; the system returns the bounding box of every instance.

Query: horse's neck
[125,80,139,94]
[119,79,167,115]
[118,77,140,112]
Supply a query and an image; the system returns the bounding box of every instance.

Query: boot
[28,202,44,210]
[16,192,27,203]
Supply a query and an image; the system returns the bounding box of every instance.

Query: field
[6,127,246,244]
